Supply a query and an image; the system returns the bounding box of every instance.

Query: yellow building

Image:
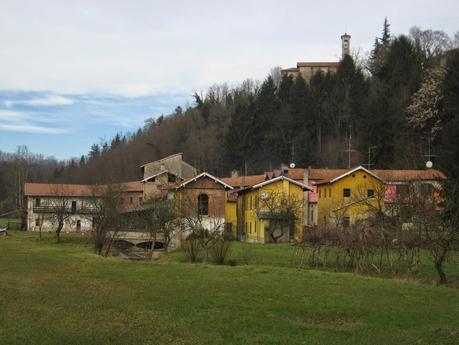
[316,166,385,227]
[234,175,311,243]
[225,191,238,239]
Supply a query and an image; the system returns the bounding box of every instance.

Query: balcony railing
[33,206,95,214]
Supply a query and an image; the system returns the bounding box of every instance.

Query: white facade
[26,196,96,232]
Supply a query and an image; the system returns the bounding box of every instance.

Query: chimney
[231,170,239,178]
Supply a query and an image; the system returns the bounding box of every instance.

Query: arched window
[198,194,209,216]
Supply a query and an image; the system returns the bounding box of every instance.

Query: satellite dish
[426,161,433,168]
[260,192,268,200]
[289,163,296,169]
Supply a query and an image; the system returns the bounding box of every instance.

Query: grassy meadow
[0,231,458,345]
[0,218,21,229]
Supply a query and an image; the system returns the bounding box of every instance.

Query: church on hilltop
[282,33,351,81]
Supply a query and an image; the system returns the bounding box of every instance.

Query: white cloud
[0,123,70,134]
[0,109,70,134]
[0,1,456,97]
[3,95,74,107]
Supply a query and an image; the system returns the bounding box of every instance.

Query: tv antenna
[423,136,437,168]
[365,146,378,170]
[342,125,357,168]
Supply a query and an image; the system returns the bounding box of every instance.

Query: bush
[210,237,231,265]
[182,236,200,263]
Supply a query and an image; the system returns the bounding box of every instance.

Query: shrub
[210,237,231,265]
[182,236,200,263]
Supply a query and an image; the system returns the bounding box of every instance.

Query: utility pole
[342,125,356,168]
[423,136,438,165]
[365,146,378,170]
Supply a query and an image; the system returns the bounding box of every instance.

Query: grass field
[1,231,458,345]
[0,218,21,229]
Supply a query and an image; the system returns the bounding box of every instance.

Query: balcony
[33,206,95,214]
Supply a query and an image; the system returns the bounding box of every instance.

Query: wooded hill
[1,21,459,213]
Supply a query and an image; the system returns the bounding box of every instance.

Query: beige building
[140,153,197,181]
[24,182,143,232]
[282,33,351,82]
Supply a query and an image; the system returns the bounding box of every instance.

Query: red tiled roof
[220,175,266,188]
[24,181,143,197]
[373,169,446,182]
[275,167,446,183]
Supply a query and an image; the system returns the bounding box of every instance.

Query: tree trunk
[434,244,449,285]
[203,246,209,264]
[56,223,63,243]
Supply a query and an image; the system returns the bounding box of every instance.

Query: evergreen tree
[89,144,100,159]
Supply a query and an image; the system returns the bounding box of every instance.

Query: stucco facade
[141,153,197,180]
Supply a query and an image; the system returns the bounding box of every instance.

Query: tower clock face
[344,41,349,49]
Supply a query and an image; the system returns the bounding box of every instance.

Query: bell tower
[341,33,351,58]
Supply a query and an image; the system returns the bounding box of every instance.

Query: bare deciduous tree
[258,191,303,243]
[89,185,124,255]
[43,187,76,242]
[138,195,177,258]
[178,194,225,264]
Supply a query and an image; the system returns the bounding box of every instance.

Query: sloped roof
[220,175,266,188]
[252,175,313,191]
[273,167,446,183]
[373,169,446,182]
[140,153,183,168]
[24,181,143,197]
[176,172,234,190]
[315,166,385,185]
[141,170,182,183]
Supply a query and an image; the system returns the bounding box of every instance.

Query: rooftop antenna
[423,136,437,168]
[342,125,356,168]
[365,146,378,170]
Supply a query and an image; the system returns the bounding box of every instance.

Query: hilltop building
[282,33,351,82]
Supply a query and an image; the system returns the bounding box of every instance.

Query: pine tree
[381,17,391,44]
[89,144,100,159]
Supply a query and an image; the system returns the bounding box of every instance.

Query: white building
[24,182,143,232]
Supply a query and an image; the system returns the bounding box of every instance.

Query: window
[35,217,40,226]
[367,189,374,198]
[249,196,252,210]
[255,195,259,209]
[329,188,331,197]
[168,174,175,183]
[319,189,321,198]
[197,194,209,215]
[76,220,81,231]
[71,201,77,213]
[342,217,350,228]
[139,197,143,203]
[35,198,41,207]
[129,197,133,204]
[343,188,351,197]
[255,222,257,233]
[249,222,252,234]
[310,210,314,222]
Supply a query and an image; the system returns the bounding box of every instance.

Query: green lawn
[167,241,459,285]
[1,232,458,345]
[0,218,21,229]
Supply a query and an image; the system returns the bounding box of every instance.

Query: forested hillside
[1,21,459,214]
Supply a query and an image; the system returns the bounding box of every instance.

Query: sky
[0,0,458,159]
